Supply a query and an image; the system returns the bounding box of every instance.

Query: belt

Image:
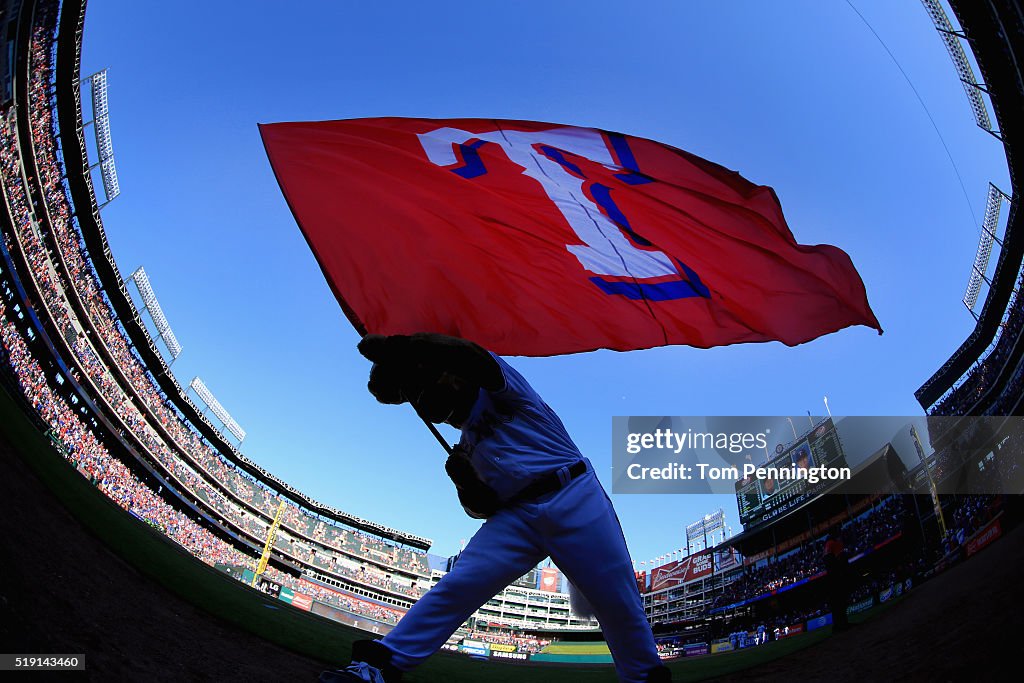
[506,460,587,506]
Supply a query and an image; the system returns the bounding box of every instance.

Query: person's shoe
[318,662,385,683]
[319,640,403,683]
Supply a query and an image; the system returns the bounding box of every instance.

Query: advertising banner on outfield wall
[879,582,906,604]
[807,614,833,631]
[291,593,313,611]
[460,640,490,657]
[848,597,875,614]
[966,516,1003,557]
[711,641,734,654]
[782,624,804,638]
[683,643,709,657]
[612,416,1024,502]
[488,644,518,653]
[490,650,529,661]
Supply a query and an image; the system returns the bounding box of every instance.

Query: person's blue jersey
[458,354,583,501]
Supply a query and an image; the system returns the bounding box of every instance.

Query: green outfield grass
[0,381,892,681]
[541,642,612,655]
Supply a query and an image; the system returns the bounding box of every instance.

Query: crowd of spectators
[712,554,924,643]
[939,494,1001,557]
[0,120,334,592]
[917,418,1021,496]
[0,294,416,625]
[304,550,421,598]
[1,302,251,568]
[3,6,428,604]
[987,366,1024,415]
[466,629,551,654]
[842,497,905,556]
[931,268,1024,417]
[714,497,906,607]
[847,559,921,605]
[307,518,426,574]
[297,579,406,625]
[994,428,1024,486]
[714,539,825,606]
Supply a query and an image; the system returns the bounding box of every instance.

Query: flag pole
[417,412,454,456]
[400,380,455,457]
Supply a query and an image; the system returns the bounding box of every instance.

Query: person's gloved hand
[360,335,441,406]
[445,446,500,519]
[357,333,499,427]
[365,362,411,405]
[359,332,504,392]
[357,334,414,365]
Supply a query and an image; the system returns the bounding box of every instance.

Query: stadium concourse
[2,0,1024,682]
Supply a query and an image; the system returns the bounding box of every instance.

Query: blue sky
[79,1,1008,566]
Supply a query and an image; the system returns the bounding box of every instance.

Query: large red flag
[260,118,880,355]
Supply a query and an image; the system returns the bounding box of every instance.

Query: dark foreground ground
[1,390,1022,681]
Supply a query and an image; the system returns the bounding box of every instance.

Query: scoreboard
[735,419,847,528]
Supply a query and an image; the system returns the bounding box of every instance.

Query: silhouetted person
[823,530,851,632]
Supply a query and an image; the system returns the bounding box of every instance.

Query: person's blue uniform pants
[379,461,662,682]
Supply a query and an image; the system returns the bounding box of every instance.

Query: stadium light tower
[686,509,725,555]
[963,184,1010,317]
[128,266,182,363]
[80,69,121,206]
[190,376,247,444]
[920,0,998,138]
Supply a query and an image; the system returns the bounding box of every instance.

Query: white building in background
[428,559,600,632]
